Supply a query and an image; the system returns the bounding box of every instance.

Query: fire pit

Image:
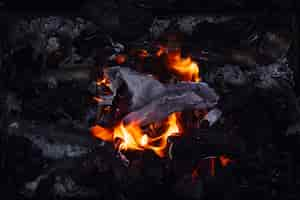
[1,1,300,200]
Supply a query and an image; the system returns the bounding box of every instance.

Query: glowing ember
[91,113,182,157]
[219,155,232,167]
[96,76,110,87]
[115,54,127,64]
[156,45,166,57]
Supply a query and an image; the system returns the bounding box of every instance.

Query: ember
[96,76,110,87]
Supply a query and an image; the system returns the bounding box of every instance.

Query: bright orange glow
[156,46,166,57]
[91,125,113,142]
[138,49,149,58]
[219,155,232,167]
[140,134,148,147]
[155,46,200,82]
[115,54,126,64]
[166,50,200,82]
[91,113,182,157]
[96,76,110,87]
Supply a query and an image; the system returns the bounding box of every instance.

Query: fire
[156,46,200,82]
[140,134,148,147]
[90,125,113,142]
[156,45,166,57]
[138,49,149,58]
[96,76,110,87]
[166,51,200,82]
[91,113,182,157]
[92,43,202,157]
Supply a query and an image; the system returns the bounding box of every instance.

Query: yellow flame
[91,113,181,157]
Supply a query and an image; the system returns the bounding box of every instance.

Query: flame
[140,134,148,147]
[96,76,110,87]
[156,45,167,57]
[155,46,200,82]
[91,125,113,142]
[138,49,149,58]
[166,50,200,82]
[91,113,182,157]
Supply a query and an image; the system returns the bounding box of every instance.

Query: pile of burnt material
[0,8,300,200]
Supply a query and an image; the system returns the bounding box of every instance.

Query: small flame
[91,113,182,157]
[156,46,166,57]
[166,50,200,82]
[96,76,110,87]
[155,46,200,82]
[115,54,126,64]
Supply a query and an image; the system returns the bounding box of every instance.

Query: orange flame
[166,50,200,82]
[90,125,113,142]
[156,46,200,82]
[91,113,182,157]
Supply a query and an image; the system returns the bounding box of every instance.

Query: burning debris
[1,9,300,200]
[91,46,219,157]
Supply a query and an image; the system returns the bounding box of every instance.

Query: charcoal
[286,119,300,136]
[39,64,92,84]
[206,62,299,122]
[4,16,98,89]
[258,31,292,62]
[7,120,97,160]
[173,175,204,200]
[82,0,153,40]
[130,0,294,12]
[21,146,127,200]
[2,135,45,186]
